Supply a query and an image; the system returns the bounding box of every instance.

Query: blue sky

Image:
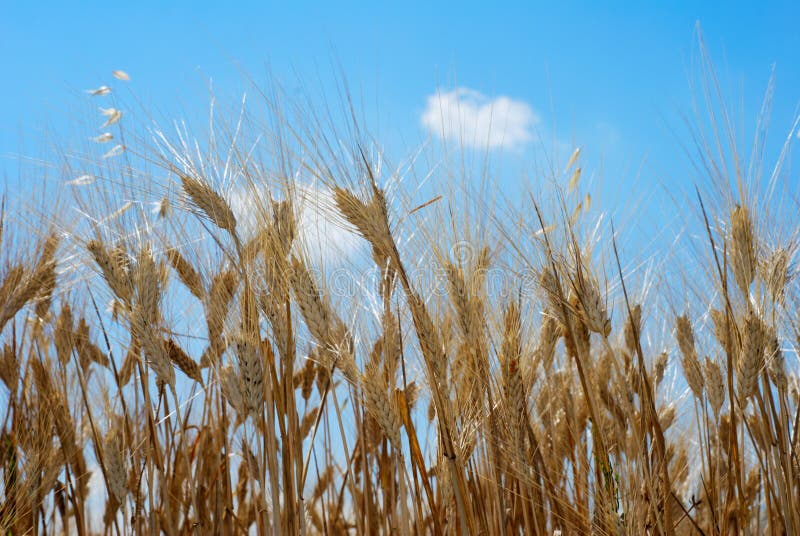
[1,1,799,513]
[2,1,799,235]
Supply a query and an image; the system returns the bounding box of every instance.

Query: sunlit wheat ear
[746,413,769,454]
[0,266,25,329]
[102,425,129,503]
[112,70,130,81]
[704,357,726,417]
[74,317,109,368]
[30,359,80,469]
[137,325,174,388]
[652,351,668,388]
[271,198,296,258]
[166,247,205,300]
[443,261,474,336]
[165,338,203,384]
[0,344,19,392]
[0,235,57,331]
[710,308,735,356]
[743,468,762,512]
[572,268,611,337]
[378,310,402,382]
[179,173,237,234]
[332,186,393,266]
[730,204,757,296]
[500,301,526,423]
[152,197,172,219]
[623,303,642,352]
[765,330,787,390]
[134,244,160,324]
[407,292,447,385]
[539,265,569,327]
[536,314,558,372]
[289,255,333,345]
[658,405,677,431]
[87,240,133,304]
[219,364,246,417]
[299,407,320,441]
[362,361,401,447]
[235,338,265,416]
[738,313,767,401]
[334,337,360,386]
[675,314,704,400]
[297,354,316,401]
[234,458,248,508]
[119,340,139,387]
[131,244,175,388]
[203,269,238,366]
[760,247,791,303]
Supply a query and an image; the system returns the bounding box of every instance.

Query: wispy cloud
[421,88,539,149]
[228,182,362,268]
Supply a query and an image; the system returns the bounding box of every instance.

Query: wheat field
[0,58,799,536]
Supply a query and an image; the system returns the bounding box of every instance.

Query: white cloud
[421,88,539,149]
